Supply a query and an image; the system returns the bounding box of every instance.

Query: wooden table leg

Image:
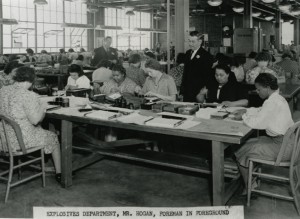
[212,140,225,206]
[61,120,73,188]
[57,75,63,90]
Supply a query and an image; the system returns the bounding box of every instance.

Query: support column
[175,0,189,55]
[34,5,37,53]
[243,0,252,28]
[275,10,282,51]
[294,18,299,46]
[167,0,170,72]
[0,0,3,54]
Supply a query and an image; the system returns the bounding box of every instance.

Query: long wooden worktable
[46,106,254,206]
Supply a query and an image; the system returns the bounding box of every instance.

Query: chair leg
[290,165,300,215]
[5,156,14,203]
[257,167,261,188]
[247,161,254,207]
[41,149,46,188]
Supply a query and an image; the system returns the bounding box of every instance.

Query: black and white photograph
[0,0,300,218]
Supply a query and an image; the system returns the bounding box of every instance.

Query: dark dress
[180,47,213,102]
[91,46,118,66]
[206,73,248,103]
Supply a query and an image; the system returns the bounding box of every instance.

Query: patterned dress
[0,83,59,154]
[169,65,184,88]
[100,77,140,95]
[126,66,147,88]
[0,71,14,90]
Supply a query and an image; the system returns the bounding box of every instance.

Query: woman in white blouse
[235,73,294,193]
[65,64,90,90]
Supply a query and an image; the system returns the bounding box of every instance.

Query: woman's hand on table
[231,109,247,121]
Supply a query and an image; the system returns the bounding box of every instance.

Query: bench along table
[46,107,253,206]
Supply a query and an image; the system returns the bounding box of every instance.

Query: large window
[104,8,151,51]
[2,0,87,54]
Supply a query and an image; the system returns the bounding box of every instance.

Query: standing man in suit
[180,31,214,102]
[92,36,118,67]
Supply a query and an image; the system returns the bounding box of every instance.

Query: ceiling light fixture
[265,15,274,21]
[33,0,48,5]
[278,0,291,11]
[232,6,244,13]
[252,11,262,17]
[125,10,135,16]
[261,0,275,3]
[0,18,18,25]
[291,7,300,16]
[207,0,222,7]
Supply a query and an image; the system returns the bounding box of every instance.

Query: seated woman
[0,61,24,89]
[37,50,52,65]
[126,53,147,88]
[245,52,276,85]
[140,58,177,101]
[72,54,84,67]
[100,64,141,95]
[0,66,62,182]
[65,64,90,90]
[196,64,248,107]
[92,60,113,94]
[24,48,36,63]
[235,73,294,193]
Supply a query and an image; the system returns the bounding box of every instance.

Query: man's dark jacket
[180,47,214,102]
[91,46,118,66]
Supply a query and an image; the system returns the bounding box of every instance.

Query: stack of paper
[85,110,120,120]
[116,113,153,125]
[145,117,183,128]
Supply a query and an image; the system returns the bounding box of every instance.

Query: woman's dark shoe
[55,173,61,183]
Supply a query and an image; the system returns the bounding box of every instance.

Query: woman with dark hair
[0,61,24,89]
[126,53,147,87]
[235,73,294,193]
[169,53,185,89]
[100,64,141,95]
[245,52,276,84]
[65,64,90,90]
[0,66,62,182]
[67,48,78,63]
[71,54,84,66]
[140,58,177,101]
[24,48,36,63]
[196,64,248,107]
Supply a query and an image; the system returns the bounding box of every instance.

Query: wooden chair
[0,114,45,203]
[247,121,300,214]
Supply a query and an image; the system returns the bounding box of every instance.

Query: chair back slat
[0,114,27,154]
[0,121,9,154]
[276,121,300,166]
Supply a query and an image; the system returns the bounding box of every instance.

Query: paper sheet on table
[195,107,219,119]
[84,110,120,120]
[175,120,201,130]
[189,119,251,136]
[145,117,182,128]
[116,113,153,125]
